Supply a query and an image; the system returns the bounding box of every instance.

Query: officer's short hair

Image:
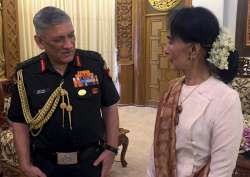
[33,6,71,35]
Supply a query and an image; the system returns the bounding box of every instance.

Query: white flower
[207,28,235,70]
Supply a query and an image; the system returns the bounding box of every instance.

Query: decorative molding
[2,0,20,78]
[148,0,182,11]
[117,0,132,62]
[116,0,134,104]
[246,0,250,46]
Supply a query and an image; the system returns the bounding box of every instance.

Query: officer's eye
[52,38,64,44]
[68,33,75,40]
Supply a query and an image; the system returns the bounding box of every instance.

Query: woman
[147,7,243,177]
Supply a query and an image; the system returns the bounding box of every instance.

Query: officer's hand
[93,149,115,177]
[21,164,47,177]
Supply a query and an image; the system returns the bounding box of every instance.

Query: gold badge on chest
[148,0,181,11]
[78,89,87,96]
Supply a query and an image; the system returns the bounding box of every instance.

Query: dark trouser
[32,145,103,177]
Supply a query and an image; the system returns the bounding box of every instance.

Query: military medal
[91,88,99,94]
[78,89,87,96]
[73,70,99,88]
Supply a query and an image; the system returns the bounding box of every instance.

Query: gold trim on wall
[148,0,182,11]
[2,0,20,78]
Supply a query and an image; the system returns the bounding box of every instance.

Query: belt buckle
[57,152,78,165]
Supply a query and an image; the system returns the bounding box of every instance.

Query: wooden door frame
[133,0,147,105]
[133,0,192,105]
[236,0,250,56]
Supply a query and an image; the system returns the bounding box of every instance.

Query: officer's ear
[34,35,45,50]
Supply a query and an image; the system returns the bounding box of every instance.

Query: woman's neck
[184,62,211,85]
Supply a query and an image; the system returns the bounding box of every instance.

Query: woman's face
[165,35,192,72]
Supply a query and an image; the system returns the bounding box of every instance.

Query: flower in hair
[207,29,235,70]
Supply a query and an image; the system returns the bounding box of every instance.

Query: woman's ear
[190,43,202,59]
[34,35,45,50]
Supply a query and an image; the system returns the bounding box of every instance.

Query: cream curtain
[0,1,5,78]
[18,0,117,79]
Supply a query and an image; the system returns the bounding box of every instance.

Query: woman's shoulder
[206,76,240,102]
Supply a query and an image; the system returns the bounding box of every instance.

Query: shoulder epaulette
[78,49,103,62]
[16,57,40,71]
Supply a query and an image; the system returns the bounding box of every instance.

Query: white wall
[223,0,238,40]
[192,0,238,41]
[192,0,224,26]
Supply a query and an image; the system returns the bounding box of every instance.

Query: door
[145,13,180,106]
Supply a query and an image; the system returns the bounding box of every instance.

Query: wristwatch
[105,144,118,155]
[148,0,182,11]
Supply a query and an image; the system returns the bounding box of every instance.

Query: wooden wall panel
[133,0,147,105]
[2,0,19,78]
[236,0,250,56]
[145,14,179,105]
[118,0,192,105]
[119,61,134,104]
[246,0,250,46]
[117,0,134,104]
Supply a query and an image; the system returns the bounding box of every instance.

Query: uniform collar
[39,50,82,73]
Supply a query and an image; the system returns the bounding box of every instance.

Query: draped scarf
[153,77,210,177]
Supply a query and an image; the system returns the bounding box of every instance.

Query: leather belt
[32,142,103,165]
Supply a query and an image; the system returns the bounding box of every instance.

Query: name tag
[33,88,50,95]
[57,152,78,165]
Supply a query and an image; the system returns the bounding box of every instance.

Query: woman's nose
[164,46,169,55]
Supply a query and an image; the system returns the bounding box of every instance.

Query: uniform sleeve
[208,91,243,177]
[98,56,120,107]
[8,82,26,123]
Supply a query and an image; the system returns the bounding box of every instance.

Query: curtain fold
[17,0,117,79]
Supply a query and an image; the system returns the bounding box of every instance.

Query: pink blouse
[147,77,243,177]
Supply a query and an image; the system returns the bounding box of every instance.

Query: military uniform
[8,49,120,177]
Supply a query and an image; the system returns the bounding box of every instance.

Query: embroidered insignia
[40,55,46,72]
[72,70,99,88]
[78,89,87,96]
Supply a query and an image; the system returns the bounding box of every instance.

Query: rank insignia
[72,70,99,88]
[78,89,87,96]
